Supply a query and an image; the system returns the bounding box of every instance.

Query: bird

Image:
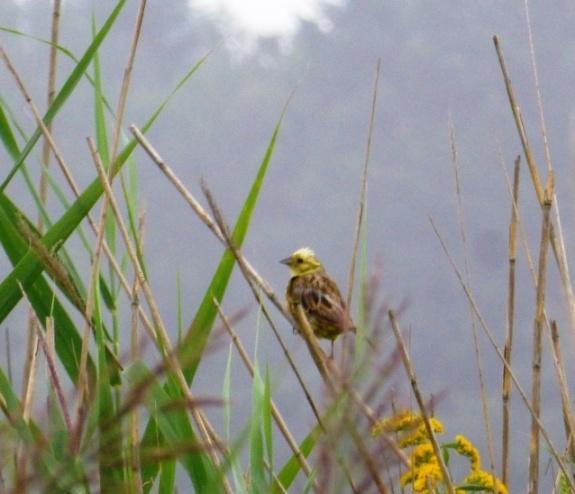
[280,247,355,358]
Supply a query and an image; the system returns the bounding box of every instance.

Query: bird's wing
[298,274,348,327]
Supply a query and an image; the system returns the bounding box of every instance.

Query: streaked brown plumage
[280,247,355,357]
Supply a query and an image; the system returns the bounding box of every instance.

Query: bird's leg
[329,340,334,360]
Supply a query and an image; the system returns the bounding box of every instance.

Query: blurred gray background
[2,1,575,491]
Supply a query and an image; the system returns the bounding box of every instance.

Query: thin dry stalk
[345,414,388,494]
[37,317,72,432]
[38,0,62,230]
[429,217,575,490]
[448,118,496,476]
[128,219,144,494]
[388,311,455,494]
[5,328,12,385]
[493,35,544,206]
[88,140,232,492]
[294,305,332,384]
[74,150,114,435]
[20,315,39,423]
[528,173,553,494]
[501,156,520,485]
[15,312,40,492]
[550,321,575,461]
[346,58,381,310]
[523,0,552,174]
[108,0,147,166]
[213,299,317,484]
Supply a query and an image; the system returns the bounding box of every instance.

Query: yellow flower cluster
[400,443,444,493]
[400,418,444,448]
[454,434,480,472]
[460,470,508,494]
[371,409,421,436]
[371,412,446,494]
[374,411,509,494]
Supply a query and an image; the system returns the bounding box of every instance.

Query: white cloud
[188,0,344,53]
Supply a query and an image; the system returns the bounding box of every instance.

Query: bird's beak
[279,256,291,266]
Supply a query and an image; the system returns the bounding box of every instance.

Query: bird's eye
[297,258,303,263]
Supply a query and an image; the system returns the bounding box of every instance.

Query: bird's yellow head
[280,247,323,276]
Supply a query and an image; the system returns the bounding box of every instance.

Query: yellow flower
[454,434,481,472]
[399,469,413,487]
[412,443,436,465]
[400,418,444,447]
[371,410,421,436]
[400,445,443,493]
[281,247,355,357]
[462,470,508,494]
[412,462,443,492]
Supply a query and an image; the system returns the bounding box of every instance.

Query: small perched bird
[280,247,355,357]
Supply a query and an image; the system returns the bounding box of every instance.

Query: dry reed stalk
[523,0,552,174]
[37,316,72,432]
[108,0,147,166]
[493,35,544,206]
[346,58,381,310]
[74,150,115,427]
[550,321,575,462]
[528,173,553,494]
[37,0,61,231]
[345,414,388,494]
[429,218,575,490]
[388,311,455,494]
[448,118,496,476]
[501,156,520,485]
[88,141,232,493]
[15,313,40,492]
[128,223,144,494]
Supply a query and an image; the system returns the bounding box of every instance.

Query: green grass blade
[249,365,267,493]
[0,0,127,191]
[223,344,247,493]
[158,459,176,494]
[94,279,125,490]
[263,366,273,473]
[272,426,321,493]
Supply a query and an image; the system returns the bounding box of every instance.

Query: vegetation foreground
[0,2,573,493]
